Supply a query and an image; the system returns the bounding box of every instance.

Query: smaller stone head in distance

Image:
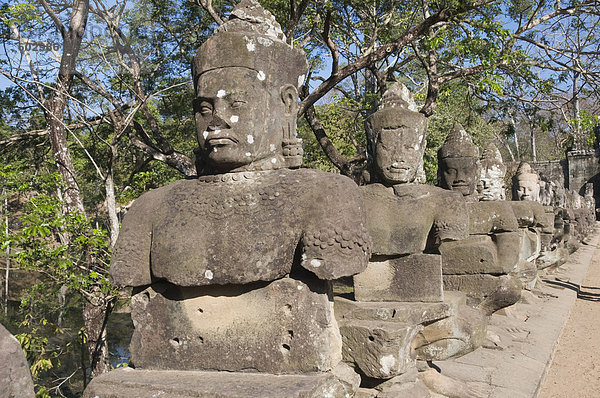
[479,142,507,201]
[513,162,541,202]
[192,0,307,174]
[437,124,480,198]
[370,82,427,185]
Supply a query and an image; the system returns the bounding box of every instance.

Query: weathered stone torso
[360,183,468,256]
[111,168,370,288]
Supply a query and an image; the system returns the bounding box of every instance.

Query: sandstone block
[492,231,521,273]
[519,229,540,261]
[413,304,487,361]
[0,324,35,398]
[467,201,519,234]
[443,274,521,305]
[340,320,421,379]
[129,277,341,373]
[354,254,443,302]
[440,236,501,274]
[334,296,456,326]
[83,368,354,398]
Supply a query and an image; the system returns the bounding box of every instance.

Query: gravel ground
[538,243,600,398]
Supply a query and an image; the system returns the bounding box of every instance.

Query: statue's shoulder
[286,168,362,197]
[131,179,188,209]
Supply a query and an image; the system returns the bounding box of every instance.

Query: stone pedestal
[83,368,354,398]
[129,277,341,373]
[335,294,462,380]
[353,254,443,302]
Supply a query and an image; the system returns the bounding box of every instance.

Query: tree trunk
[3,193,9,317]
[83,289,114,380]
[530,125,537,163]
[105,170,120,249]
[44,0,89,215]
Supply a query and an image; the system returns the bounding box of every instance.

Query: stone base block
[83,368,354,398]
[340,320,421,379]
[443,274,521,306]
[520,229,540,261]
[129,277,341,373]
[440,236,500,274]
[413,305,487,361]
[354,254,443,302]
[334,297,456,326]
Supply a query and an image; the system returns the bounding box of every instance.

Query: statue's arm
[300,174,371,279]
[109,194,156,288]
[433,190,469,244]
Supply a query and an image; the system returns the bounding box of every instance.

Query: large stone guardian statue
[437,126,525,314]
[85,1,370,396]
[335,83,487,397]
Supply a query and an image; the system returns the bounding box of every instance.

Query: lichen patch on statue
[478,143,507,201]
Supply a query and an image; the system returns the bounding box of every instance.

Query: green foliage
[298,95,367,172]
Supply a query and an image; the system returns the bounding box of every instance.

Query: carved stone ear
[280,84,298,115]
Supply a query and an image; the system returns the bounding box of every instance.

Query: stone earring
[282,119,303,168]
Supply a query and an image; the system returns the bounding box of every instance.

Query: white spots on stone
[392,162,398,167]
[217,89,226,98]
[298,74,305,88]
[310,259,321,268]
[230,115,239,123]
[301,253,307,262]
[257,71,266,81]
[247,135,254,144]
[213,129,221,135]
[270,144,276,152]
[271,158,277,164]
[244,36,256,52]
[204,269,213,280]
[257,36,273,47]
[202,131,209,139]
[418,135,424,143]
[379,355,396,375]
[245,152,252,157]
[297,285,303,290]
[213,147,218,153]
[414,143,420,150]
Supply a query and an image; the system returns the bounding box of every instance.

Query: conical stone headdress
[438,123,479,159]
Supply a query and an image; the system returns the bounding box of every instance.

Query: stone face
[412,305,487,361]
[437,124,480,201]
[354,254,443,302]
[129,278,341,373]
[83,367,353,398]
[340,320,421,379]
[512,162,541,202]
[0,324,35,398]
[369,82,427,186]
[479,143,506,201]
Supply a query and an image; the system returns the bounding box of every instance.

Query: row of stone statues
[54,1,595,397]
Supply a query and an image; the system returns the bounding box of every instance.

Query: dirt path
[538,244,600,398]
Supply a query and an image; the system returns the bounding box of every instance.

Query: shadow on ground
[542,279,600,302]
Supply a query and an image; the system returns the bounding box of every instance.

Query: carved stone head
[370,83,427,185]
[192,0,307,174]
[437,124,480,198]
[512,162,541,202]
[478,143,506,201]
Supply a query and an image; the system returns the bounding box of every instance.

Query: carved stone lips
[207,137,238,146]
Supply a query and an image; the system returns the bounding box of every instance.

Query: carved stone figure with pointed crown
[513,162,541,202]
[86,2,370,396]
[438,124,480,202]
[478,143,507,201]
